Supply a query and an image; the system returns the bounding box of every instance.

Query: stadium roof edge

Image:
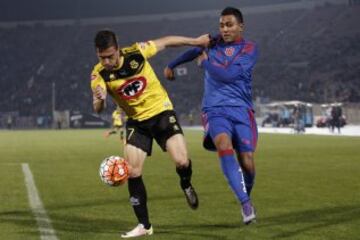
[0,0,347,28]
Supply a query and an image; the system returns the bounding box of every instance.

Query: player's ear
[239,23,244,32]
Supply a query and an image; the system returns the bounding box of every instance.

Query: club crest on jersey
[109,73,116,80]
[130,60,139,69]
[225,47,235,57]
[117,77,147,100]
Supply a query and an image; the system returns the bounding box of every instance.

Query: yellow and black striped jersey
[91,41,173,121]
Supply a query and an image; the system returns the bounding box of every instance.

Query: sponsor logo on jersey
[225,47,235,57]
[117,77,147,100]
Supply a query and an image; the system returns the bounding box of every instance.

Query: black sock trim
[176,159,193,189]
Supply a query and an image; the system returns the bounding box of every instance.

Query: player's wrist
[199,59,207,68]
[93,95,105,101]
[93,98,105,106]
[166,62,174,70]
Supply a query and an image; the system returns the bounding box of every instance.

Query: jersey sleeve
[238,42,258,76]
[136,41,158,59]
[167,47,203,69]
[90,69,106,95]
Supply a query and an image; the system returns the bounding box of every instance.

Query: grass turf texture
[0,129,360,240]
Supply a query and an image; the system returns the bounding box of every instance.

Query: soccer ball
[99,156,129,186]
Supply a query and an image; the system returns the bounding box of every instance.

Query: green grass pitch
[1,129,360,240]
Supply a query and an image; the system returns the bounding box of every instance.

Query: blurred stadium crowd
[0,3,359,127]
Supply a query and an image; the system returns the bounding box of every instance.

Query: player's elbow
[152,38,167,52]
[93,100,105,113]
[93,107,102,114]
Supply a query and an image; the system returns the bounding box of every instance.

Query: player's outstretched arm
[164,47,203,81]
[153,34,210,52]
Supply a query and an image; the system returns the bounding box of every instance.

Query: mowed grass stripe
[1,129,360,239]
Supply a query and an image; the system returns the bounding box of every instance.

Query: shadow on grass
[0,210,39,236]
[259,204,360,239]
[0,201,237,240]
[0,209,131,236]
[0,211,236,240]
[2,201,358,239]
[154,222,241,240]
[31,193,190,211]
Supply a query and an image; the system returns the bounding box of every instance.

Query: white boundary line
[21,163,59,240]
[184,125,360,137]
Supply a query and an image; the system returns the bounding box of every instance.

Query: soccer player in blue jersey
[164,7,258,224]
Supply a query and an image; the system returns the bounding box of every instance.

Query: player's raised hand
[93,85,106,101]
[163,66,175,81]
[93,85,106,113]
[195,34,211,48]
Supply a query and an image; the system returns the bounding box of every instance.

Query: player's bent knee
[128,167,143,178]
[175,158,189,168]
[214,134,233,151]
[215,142,234,153]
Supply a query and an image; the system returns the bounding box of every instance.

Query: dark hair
[221,7,243,23]
[94,30,118,51]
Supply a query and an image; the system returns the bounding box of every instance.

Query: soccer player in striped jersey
[164,7,258,224]
[91,30,209,238]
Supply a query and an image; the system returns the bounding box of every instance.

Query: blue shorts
[202,106,258,153]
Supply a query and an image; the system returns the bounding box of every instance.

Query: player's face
[219,15,244,43]
[97,46,120,71]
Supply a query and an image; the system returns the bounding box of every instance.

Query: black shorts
[125,110,183,156]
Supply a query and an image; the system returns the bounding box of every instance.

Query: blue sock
[219,149,249,204]
[243,171,255,196]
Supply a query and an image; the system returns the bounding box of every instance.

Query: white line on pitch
[22,163,59,240]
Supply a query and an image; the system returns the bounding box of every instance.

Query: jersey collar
[217,36,244,46]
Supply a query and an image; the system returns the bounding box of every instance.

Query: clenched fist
[163,67,175,81]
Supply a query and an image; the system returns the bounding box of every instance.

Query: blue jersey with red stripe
[167,35,258,111]
[201,37,258,110]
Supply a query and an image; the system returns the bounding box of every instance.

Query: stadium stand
[0,2,359,127]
